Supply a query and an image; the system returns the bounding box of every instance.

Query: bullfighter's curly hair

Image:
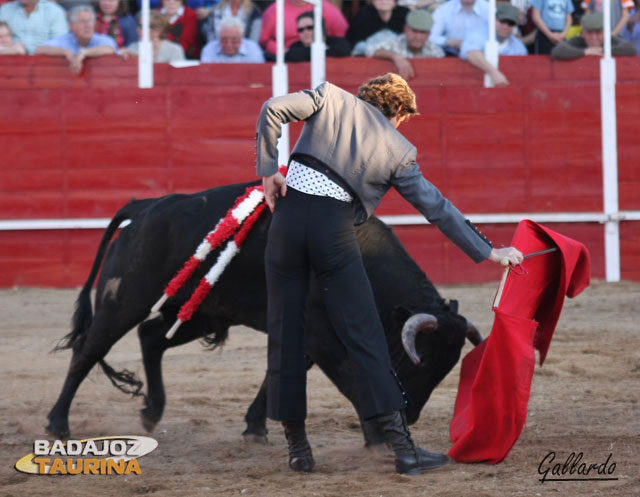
[356,73,418,120]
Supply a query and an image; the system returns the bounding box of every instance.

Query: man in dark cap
[460,3,528,86]
[551,12,637,59]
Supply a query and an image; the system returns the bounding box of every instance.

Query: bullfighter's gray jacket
[256,81,492,263]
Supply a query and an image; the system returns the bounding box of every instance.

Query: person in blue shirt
[429,0,490,55]
[200,16,264,62]
[460,3,527,86]
[35,5,117,74]
[530,0,574,53]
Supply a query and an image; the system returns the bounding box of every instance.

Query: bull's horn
[465,319,483,346]
[401,314,438,366]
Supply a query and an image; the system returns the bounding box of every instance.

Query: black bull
[47,180,482,444]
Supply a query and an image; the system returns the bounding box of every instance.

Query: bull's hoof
[46,419,70,439]
[365,440,388,452]
[242,425,269,445]
[361,418,386,448]
[140,407,162,433]
[242,432,269,445]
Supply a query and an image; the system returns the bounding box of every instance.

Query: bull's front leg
[242,356,314,444]
[360,416,387,448]
[242,374,269,443]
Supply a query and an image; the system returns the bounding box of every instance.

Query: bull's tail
[98,360,144,397]
[54,199,154,352]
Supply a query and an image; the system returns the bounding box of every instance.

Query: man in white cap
[460,3,527,86]
[364,9,445,79]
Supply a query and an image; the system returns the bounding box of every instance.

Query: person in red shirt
[161,0,200,58]
[259,0,347,59]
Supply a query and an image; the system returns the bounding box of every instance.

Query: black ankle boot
[282,421,315,472]
[377,410,450,475]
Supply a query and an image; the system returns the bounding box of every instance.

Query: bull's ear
[446,299,459,314]
[391,306,412,325]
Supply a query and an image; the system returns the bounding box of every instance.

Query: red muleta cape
[449,220,591,463]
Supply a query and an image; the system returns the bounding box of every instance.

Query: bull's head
[391,305,484,425]
[401,313,483,365]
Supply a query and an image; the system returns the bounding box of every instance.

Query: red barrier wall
[1,55,639,287]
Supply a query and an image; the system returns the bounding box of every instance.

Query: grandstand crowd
[0,0,638,83]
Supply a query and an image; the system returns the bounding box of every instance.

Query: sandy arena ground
[0,280,638,497]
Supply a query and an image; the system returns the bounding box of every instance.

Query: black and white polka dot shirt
[286,160,353,202]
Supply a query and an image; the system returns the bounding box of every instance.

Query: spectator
[259,0,347,59]
[200,15,264,61]
[201,0,262,44]
[121,10,185,62]
[161,0,200,59]
[137,0,211,20]
[0,0,68,54]
[581,0,633,36]
[460,3,527,86]
[95,0,137,48]
[56,0,92,10]
[0,18,26,52]
[511,0,538,52]
[429,0,490,55]
[346,0,409,48]
[364,9,444,78]
[530,0,574,53]
[285,10,350,61]
[397,0,445,12]
[621,1,640,52]
[35,5,116,74]
[551,11,636,57]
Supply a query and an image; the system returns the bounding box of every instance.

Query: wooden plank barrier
[1,55,639,286]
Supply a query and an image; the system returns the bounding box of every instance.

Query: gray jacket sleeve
[612,36,637,56]
[551,38,588,60]
[255,82,329,177]
[391,158,493,263]
[552,36,637,60]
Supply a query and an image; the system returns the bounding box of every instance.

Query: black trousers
[265,188,405,422]
[534,30,561,55]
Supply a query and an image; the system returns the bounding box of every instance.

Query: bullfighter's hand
[488,247,523,266]
[262,172,287,213]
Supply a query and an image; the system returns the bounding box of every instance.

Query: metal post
[484,0,498,88]
[272,0,290,165]
[309,0,326,87]
[138,0,153,88]
[600,0,620,281]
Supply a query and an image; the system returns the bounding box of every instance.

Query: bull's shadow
[47,180,481,445]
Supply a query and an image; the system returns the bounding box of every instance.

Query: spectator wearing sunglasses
[259,0,348,60]
[285,10,350,61]
[460,3,527,87]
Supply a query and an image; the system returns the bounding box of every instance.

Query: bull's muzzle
[401,314,438,366]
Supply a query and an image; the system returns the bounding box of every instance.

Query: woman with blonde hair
[122,11,185,62]
[257,73,523,475]
[201,0,262,43]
